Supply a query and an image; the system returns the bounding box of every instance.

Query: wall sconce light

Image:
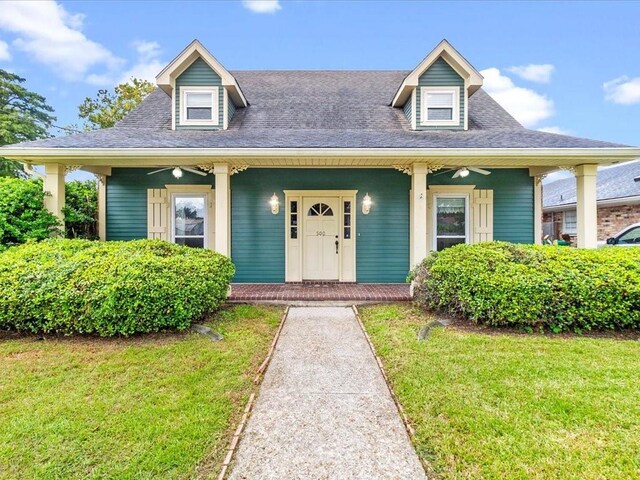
[362,193,372,215]
[172,167,183,179]
[270,193,280,214]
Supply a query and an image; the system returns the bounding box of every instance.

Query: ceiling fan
[433,167,492,179]
[147,167,208,179]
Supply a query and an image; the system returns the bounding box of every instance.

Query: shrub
[0,239,235,336]
[411,242,640,332]
[0,177,61,251]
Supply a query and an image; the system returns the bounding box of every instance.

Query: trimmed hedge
[411,242,640,332]
[0,239,235,336]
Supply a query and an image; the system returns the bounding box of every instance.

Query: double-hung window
[562,210,577,235]
[181,87,219,125]
[421,87,460,126]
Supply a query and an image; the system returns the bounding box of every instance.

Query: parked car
[600,223,640,247]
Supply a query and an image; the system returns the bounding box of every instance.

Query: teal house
[3,40,639,284]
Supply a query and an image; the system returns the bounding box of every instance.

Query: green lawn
[360,304,640,480]
[0,305,282,480]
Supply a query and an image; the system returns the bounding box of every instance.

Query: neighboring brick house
[543,160,640,241]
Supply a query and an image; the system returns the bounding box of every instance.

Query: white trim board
[180,86,220,127]
[420,86,461,127]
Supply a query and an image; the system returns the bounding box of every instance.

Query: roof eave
[544,194,640,211]
[3,146,639,167]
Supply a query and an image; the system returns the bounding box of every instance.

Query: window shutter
[147,189,169,241]
[472,189,493,243]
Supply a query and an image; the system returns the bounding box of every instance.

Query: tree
[0,69,56,177]
[64,180,98,239]
[78,78,155,130]
[0,177,61,250]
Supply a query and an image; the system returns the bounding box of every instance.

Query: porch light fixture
[362,193,372,215]
[270,193,280,214]
[172,167,183,179]
[458,167,470,178]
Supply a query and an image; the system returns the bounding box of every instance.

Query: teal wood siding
[106,168,215,241]
[231,169,410,283]
[228,97,236,123]
[415,57,465,130]
[104,167,533,282]
[175,58,224,130]
[403,97,412,123]
[429,168,534,243]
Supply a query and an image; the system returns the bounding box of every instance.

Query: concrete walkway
[229,307,427,480]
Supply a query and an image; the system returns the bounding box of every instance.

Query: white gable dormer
[156,40,247,130]
[392,40,483,131]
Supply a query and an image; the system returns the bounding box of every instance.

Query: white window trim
[432,192,470,251]
[562,209,577,235]
[420,86,460,127]
[180,86,219,126]
[170,192,208,248]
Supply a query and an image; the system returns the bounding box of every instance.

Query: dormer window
[181,87,219,125]
[421,86,460,126]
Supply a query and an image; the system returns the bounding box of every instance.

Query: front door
[303,197,340,280]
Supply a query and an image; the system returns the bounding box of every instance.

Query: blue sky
[0,1,639,148]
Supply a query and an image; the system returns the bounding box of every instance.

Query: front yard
[360,304,640,480]
[0,305,282,479]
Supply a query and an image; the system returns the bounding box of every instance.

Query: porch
[228,283,412,303]
[39,162,604,259]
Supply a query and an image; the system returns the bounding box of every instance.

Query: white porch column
[43,163,65,225]
[533,177,543,245]
[410,163,429,267]
[575,164,598,248]
[97,175,107,241]
[213,163,230,256]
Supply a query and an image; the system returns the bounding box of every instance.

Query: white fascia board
[392,39,484,107]
[2,147,640,163]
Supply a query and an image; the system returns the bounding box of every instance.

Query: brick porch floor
[228,283,412,302]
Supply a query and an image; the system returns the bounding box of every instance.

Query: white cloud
[0,0,123,82]
[242,0,281,13]
[537,126,570,135]
[480,67,555,127]
[603,75,640,105]
[507,64,554,83]
[118,40,164,83]
[0,39,10,61]
[86,40,164,85]
[133,40,161,63]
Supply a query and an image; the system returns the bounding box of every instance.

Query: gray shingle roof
[543,160,640,208]
[14,71,628,149]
